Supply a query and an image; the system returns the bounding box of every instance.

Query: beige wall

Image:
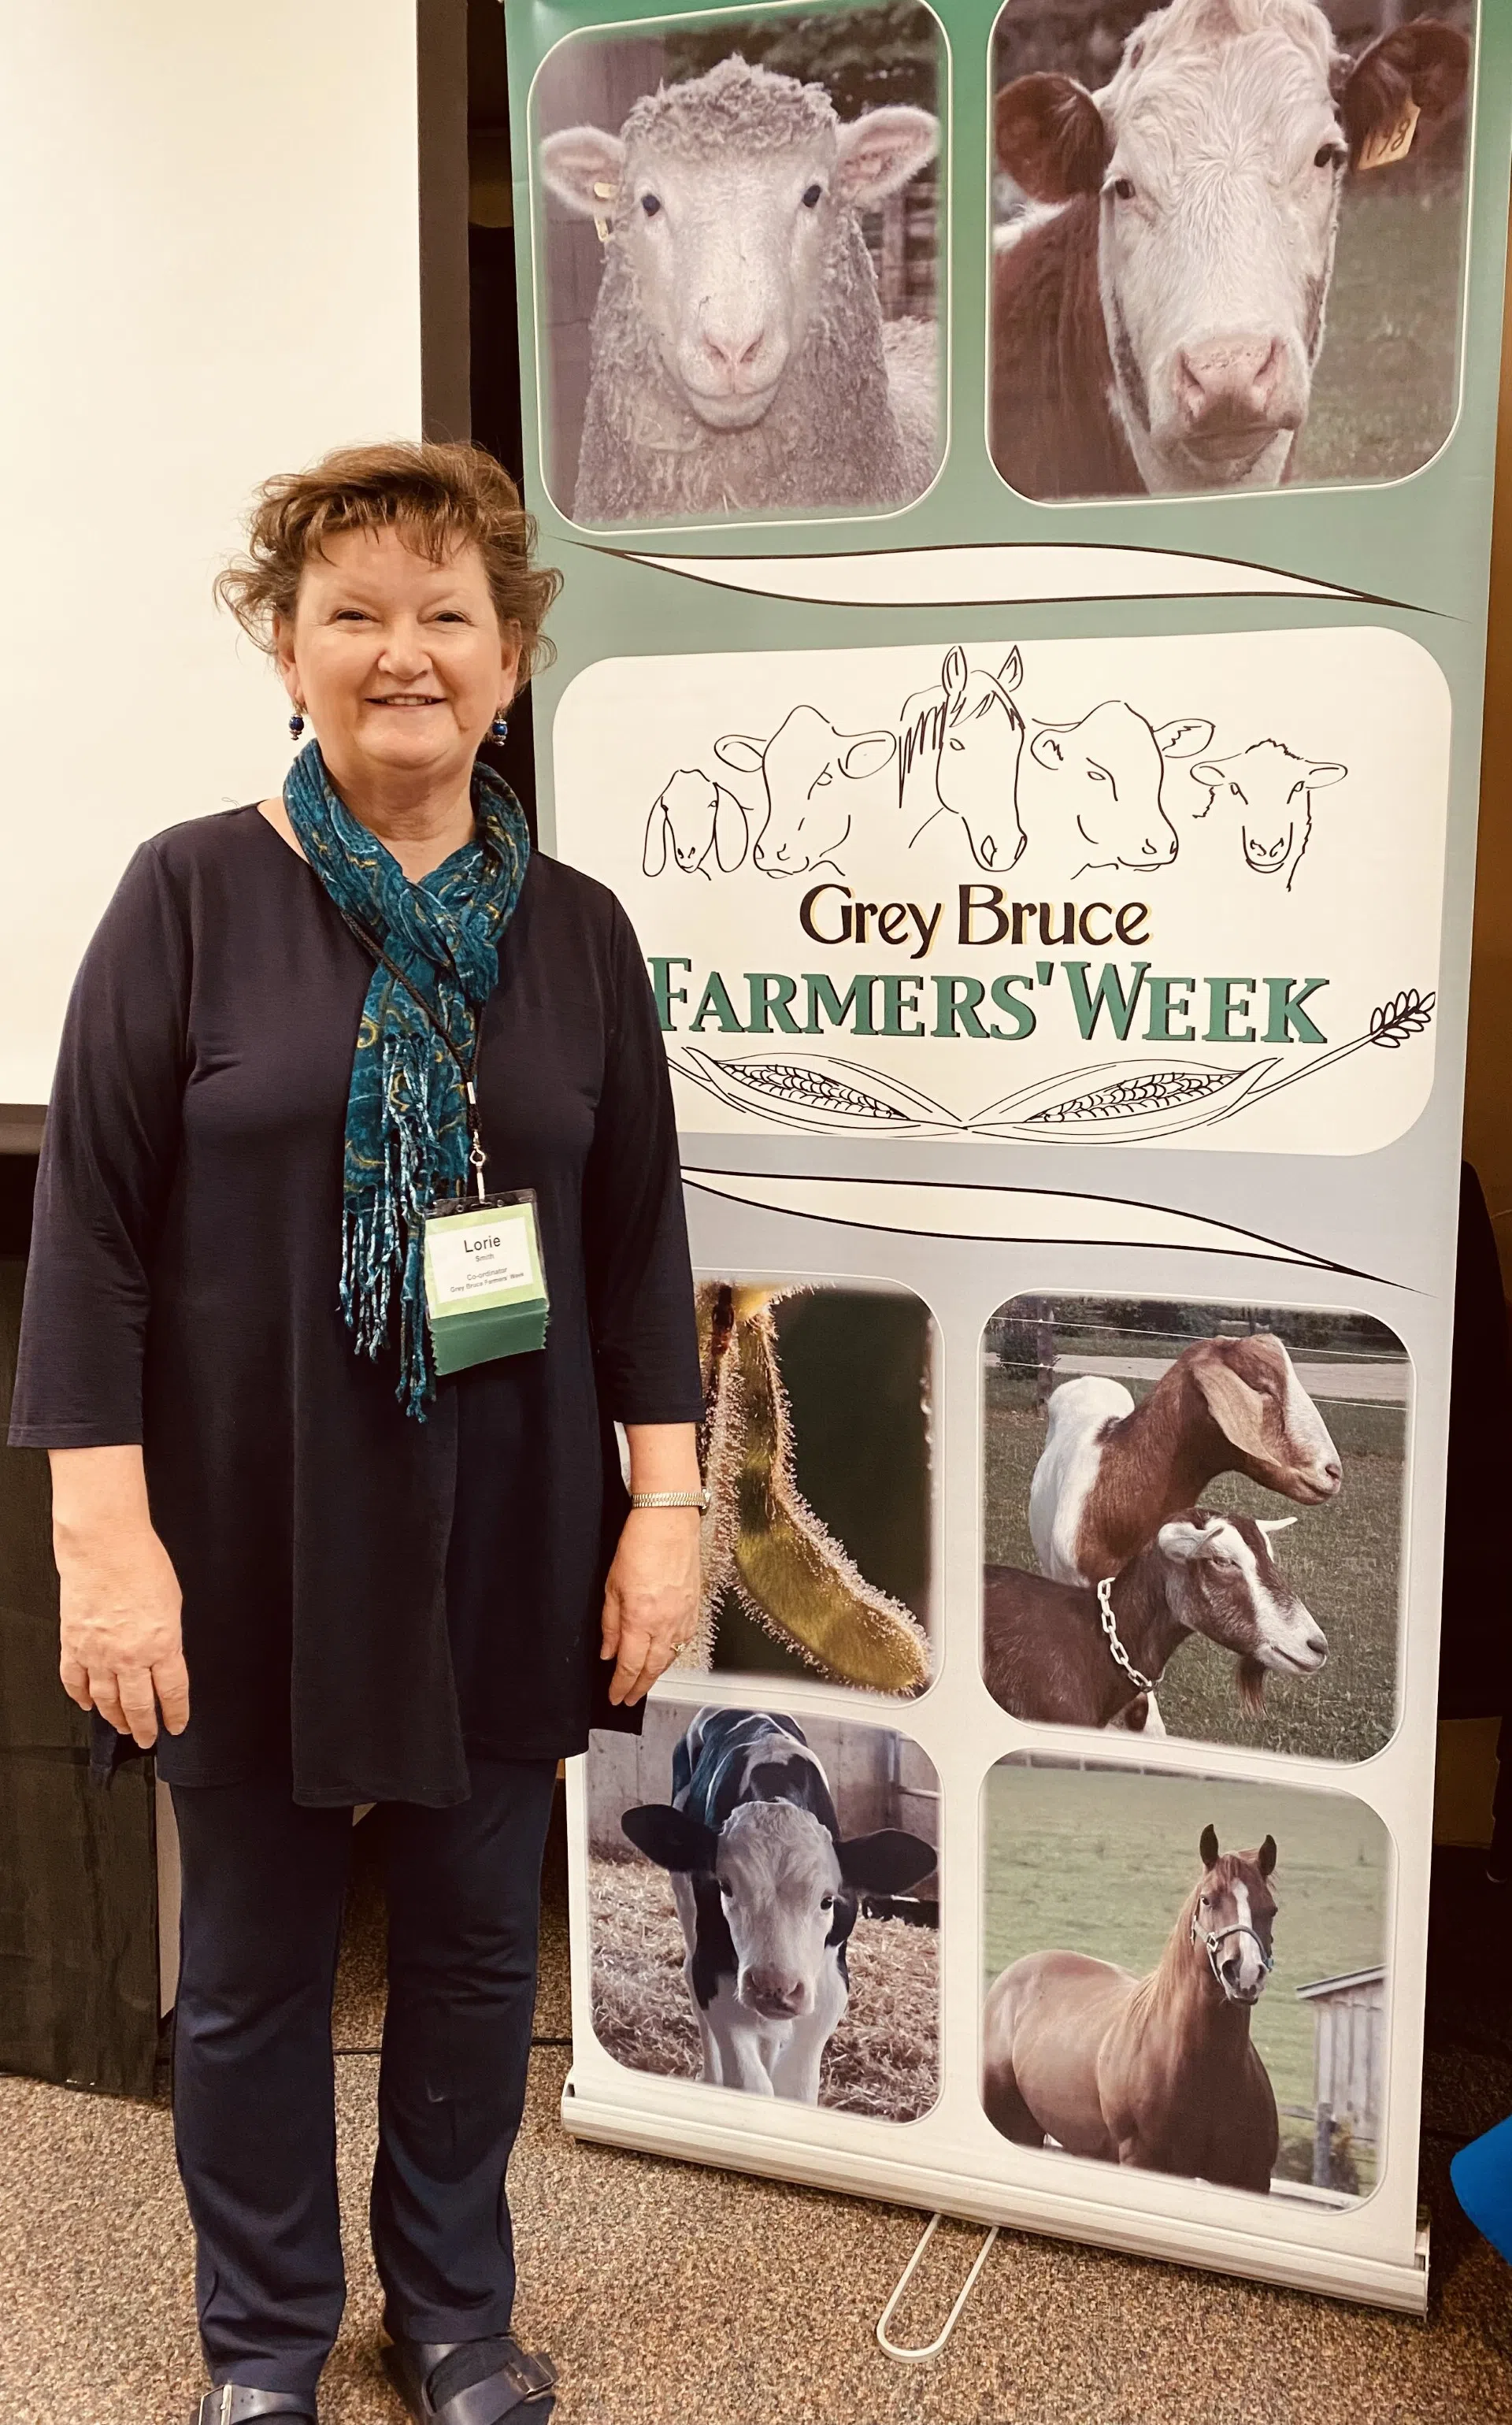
[0,2,424,1107]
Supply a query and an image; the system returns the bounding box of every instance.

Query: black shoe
[381,2331,558,2424]
[192,2393,317,2424]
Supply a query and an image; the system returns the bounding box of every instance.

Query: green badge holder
[423,1189,550,1377]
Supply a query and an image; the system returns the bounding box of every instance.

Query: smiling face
[276,526,520,796]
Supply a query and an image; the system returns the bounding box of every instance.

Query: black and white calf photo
[981,1293,1409,1760]
[529,2,944,526]
[989,0,1473,500]
[587,1702,940,2115]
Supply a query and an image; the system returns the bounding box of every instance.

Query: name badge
[423,1189,550,1375]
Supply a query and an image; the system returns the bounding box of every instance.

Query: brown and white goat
[984,1511,1326,1730]
[1028,1333,1341,1589]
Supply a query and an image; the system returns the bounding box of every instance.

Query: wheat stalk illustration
[673,1047,957,1131]
[670,989,1436,1142]
[1214,987,1438,1117]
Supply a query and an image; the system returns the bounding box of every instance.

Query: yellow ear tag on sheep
[591,178,615,243]
[1359,98,1419,171]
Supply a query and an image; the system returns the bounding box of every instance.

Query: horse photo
[980,1761,1391,2199]
[984,1823,1281,2190]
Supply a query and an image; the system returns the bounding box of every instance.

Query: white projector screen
[0,0,424,1107]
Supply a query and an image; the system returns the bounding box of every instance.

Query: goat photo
[981,1761,1391,2201]
[531,5,943,525]
[981,1293,1408,1759]
[989,0,1473,501]
[587,1700,941,2117]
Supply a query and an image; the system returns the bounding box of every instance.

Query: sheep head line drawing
[670,986,1436,1139]
[1191,741,1349,891]
[538,57,941,524]
[689,1282,930,1696]
[636,651,1343,887]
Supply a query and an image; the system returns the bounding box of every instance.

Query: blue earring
[289,710,306,740]
[490,713,510,743]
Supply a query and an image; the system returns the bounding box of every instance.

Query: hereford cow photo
[981,1293,1409,1759]
[589,1701,941,2115]
[683,1279,936,1697]
[981,1760,1391,2201]
[989,0,1473,499]
[529,3,944,526]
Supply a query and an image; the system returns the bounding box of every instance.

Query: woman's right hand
[50,1446,190,1748]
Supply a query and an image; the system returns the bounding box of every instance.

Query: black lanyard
[339,910,491,1203]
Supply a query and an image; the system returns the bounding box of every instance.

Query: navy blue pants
[169,1759,558,2402]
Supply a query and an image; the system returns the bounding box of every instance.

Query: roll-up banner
[506,0,1510,2312]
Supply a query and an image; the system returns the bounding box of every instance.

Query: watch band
[630,1489,710,1511]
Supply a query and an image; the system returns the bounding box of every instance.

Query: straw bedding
[587,1854,939,2123]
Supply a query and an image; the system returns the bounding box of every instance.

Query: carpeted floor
[6,1815,1512,2425]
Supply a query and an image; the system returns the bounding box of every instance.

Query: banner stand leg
[875,2213,1001,2363]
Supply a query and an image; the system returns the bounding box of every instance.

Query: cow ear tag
[1359,98,1419,172]
[422,1188,550,1376]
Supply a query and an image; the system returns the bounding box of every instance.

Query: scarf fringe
[339,1031,460,1419]
[284,742,530,1419]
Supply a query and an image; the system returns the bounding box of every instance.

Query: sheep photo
[587,1700,941,2118]
[981,1294,1409,1761]
[532,4,944,525]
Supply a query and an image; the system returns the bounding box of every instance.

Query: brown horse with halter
[982,1826,1280,2193]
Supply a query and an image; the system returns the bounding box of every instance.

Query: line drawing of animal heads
[899,644,1026,873]
[716,704,896,880]
[643,766,750,878]
[1025,703,1214,877]
[1191,740,1347,891]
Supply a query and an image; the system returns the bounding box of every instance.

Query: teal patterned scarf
[284,739,531,1418]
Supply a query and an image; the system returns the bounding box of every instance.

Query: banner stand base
[876,2212,1000,2363]
[562,2080,1432,2316]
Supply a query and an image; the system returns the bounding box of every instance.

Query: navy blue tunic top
[8,807,702,1806]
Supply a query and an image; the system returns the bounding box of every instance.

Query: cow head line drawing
[715,704,897,879]
[994,0,1471,495]
[899,644,1028,873]
[643,768,750,878]
[1192,738,1347,889]
[1021,700,1214,876]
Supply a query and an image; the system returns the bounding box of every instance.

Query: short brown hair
[216,439,561,681]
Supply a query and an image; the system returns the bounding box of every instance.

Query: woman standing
[9,443,704,2425]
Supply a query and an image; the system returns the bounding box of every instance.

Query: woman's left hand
[601,1506,702,1706]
